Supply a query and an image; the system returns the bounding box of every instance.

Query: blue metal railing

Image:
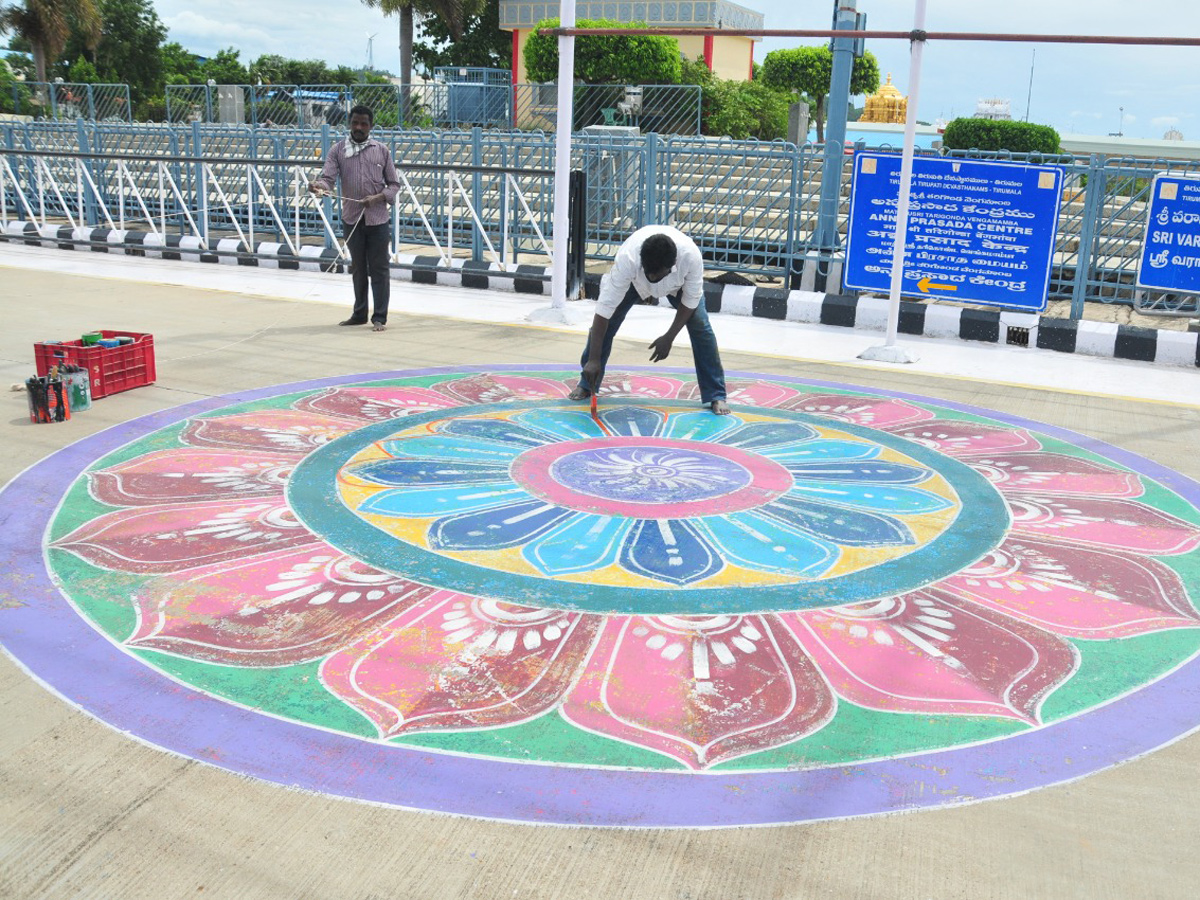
[2,118,1196,315]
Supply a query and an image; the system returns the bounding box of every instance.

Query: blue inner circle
[549,447,753,503]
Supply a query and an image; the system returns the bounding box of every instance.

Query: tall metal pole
[530,0,587,323]
[549,0,576,312]
[529,1,587,323]
[859,0,926,365]
[1024,48,1036,121]
[808,0,857,293]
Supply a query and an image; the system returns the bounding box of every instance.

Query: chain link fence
[164,84,512,130]
[512,84,701,135]
[5,83,131,122]
[27,81,697,135]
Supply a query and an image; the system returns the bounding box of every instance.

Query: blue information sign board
[844,153,1064,311]
[1137,174,1200,294]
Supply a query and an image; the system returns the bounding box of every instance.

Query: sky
[151,0,1200,140]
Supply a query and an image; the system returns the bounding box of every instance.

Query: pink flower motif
[781,393,936,428]
[883,419,1043,456]
[184,409,361,453]
[54,499,315,573]
[560,614,835,769]
[782,590,1078,722]
[321,594,602,735]
[295,386,458,421]
[53,378,1200,770]
[967,452,1144,497]
[940,538,1200,638]
[128,546,437,665]
[588,370,686,400]
[679,378,805,409]
[88,449,296,506]
[486,374,575,399]
[434,372,576,404]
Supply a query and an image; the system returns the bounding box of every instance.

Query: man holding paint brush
[570,226,731,415]
[309,105,400,332]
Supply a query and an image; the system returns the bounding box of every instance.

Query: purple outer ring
[2,364,1199,827]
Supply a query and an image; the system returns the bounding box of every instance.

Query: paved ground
[2,254,1200,899]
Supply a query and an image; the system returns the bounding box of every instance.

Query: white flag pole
[860,0,927,364]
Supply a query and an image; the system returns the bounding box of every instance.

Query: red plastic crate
[34,331,156,399]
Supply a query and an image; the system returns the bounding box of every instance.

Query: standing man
[309,105,400,332]
[570,225,730,415]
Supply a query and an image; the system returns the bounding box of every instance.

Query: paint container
[62,367,91,412]
[26,377,70,423]
[97,338,122,348]
[116,336,134,345]
[81,332,103,345]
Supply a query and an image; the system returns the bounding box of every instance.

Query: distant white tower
[974,98,1012,121]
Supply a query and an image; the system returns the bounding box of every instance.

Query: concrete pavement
[2,253,1200,899]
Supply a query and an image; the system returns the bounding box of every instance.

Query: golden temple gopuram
[860,74,908,124]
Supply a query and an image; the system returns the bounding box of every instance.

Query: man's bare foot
[568,385,591,402]
[710,399,731,415]
[372,322,387,332]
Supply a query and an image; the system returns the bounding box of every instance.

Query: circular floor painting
[3,365,1200,826]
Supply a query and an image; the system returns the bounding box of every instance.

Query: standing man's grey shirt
[313,138,400,226]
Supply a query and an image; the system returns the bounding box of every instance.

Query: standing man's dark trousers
[344,220,391,325]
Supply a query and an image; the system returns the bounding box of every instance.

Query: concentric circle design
[299,401,1005,613]
[3,365,1200,827]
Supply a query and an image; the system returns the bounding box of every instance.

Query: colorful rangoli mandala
[4,366,1200,826]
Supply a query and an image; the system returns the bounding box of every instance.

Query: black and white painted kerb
[6,223,1198,368]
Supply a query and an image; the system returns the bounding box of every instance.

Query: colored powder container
[63,368,92,412]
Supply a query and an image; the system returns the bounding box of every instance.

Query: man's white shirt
[595,225,704,319]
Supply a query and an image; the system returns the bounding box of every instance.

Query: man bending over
[570,225,730,415]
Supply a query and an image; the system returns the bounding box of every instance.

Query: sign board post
[844,153,1064,312]
[1137,174,1200,295]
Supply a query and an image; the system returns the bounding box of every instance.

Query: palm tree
[1,0,101,86]
[360,0,482,85]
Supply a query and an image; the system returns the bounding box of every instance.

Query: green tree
[60,0,164,104]
[413,0,510,75]
[160,40,201,85]
[705,78,790,140]
[199,46,248,85]
[332,64,389,85]
[66,51,95,81]
[761,46,879,142]
[0,0,101,85]
[249,54,345,86]
[679,54,789,141]
[248,53,287,85]
[525,18,680,85]
[0,52,35,112]
[941,118,1060,154]
[281,58,334,85]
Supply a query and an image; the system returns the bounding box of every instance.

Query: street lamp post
[806,0,860,293]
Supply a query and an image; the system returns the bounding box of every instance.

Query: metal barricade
[3,114,1199,315]
[0,141,559,278]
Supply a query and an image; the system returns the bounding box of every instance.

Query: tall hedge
[941,118,1061,154]
[525,19,681,85]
